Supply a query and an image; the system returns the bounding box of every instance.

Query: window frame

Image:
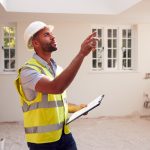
[91,25,136,72]
[0,23,17,74]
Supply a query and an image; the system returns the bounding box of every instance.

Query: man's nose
[50,34,55,40]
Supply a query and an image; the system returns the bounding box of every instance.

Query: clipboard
[66,94,104,124]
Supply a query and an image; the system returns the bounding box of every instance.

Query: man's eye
[45,33,49,36]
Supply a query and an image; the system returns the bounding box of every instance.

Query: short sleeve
[20,67,45,91]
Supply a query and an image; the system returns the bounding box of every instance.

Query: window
[92,25,135,72]
[0,25,16,73]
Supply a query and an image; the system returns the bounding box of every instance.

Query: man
[15,21,97,150]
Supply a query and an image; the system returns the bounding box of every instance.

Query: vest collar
[33,53,57,77]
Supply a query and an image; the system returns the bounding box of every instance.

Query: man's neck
[36,52,51,63]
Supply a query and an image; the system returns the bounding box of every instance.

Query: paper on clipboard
[66,95,104,124]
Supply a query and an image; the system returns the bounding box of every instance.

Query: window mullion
[104,28,107,71]
[118,27,122,70]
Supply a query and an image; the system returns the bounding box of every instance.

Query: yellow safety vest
[14,58,70,143]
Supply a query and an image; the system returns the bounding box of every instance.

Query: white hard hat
[24,21,54,49]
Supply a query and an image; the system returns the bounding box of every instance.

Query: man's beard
[42,43,57,52]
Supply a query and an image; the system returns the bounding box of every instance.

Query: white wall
[137,24,150,116]
[1,1,150,121]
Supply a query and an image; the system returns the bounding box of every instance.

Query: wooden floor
[0,117,150,150]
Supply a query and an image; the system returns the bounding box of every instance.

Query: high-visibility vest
[14,58,70,144]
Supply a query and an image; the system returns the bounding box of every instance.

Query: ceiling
[0,0,143,15]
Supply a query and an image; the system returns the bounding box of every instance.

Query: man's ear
[32,39,39,47]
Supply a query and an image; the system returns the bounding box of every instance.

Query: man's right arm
[35,32,97,94]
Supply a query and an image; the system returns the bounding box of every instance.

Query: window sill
[0,71,17,75]
[89,69,139,74]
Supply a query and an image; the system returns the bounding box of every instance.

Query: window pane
[4,49,9,58]
[11,60,15,68]
[113,39,117,48]
[113,59,116,68]
[122,59,126,67]
[128,39,131,48]
[108,39,112,48]
[98,40,102,47]
[113,29,117,38]
[92,59,96,68]
[128,49,131,58]
[9,38,15,48]
[108,29,112,38]
[9,27,15,37]
[108,49,112,58]
[108,59,112,68]
[122,30,126,38]
[128,59,131,67]
[98,29,102,38]
[123,50,126,58]
[92,51,96,58]
[123,39,126,47]
[113,49,117,58]
[4,60,9,69]
[98,59,102,68]
[97,49,102,58]
[10,49,15,58]
[4,27,9,36]
[4,38,9,47]
[128,30,131,38]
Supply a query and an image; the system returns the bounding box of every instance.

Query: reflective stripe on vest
[25,122,64,133]
[22,94,64,112]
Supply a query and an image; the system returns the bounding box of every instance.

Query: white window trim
[91,25,137,73]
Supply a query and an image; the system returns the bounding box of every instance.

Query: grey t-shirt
[20,53,57,101]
